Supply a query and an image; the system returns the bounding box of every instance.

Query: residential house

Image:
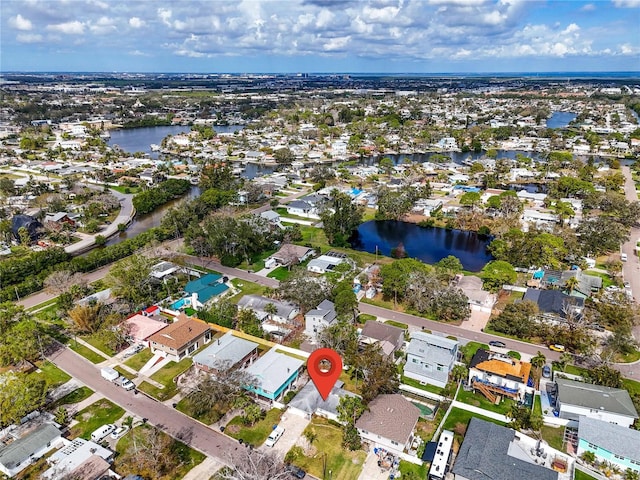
[522,209,558,230]
[451,418,560,480]
[43,438,114,480]
[359,321,405,357]
[355,394,421,456]
[124,314,167,346]
[148,315,212,361]
[0,424,63,477]
[237,294,299,324]
[404,332,459,388]
[576,416,640,474]
[468,349,534,403]
[555,378,638,428]
[193,331,259,375]
[307,251,348,274]
[259,209,281,225]
[11,214,43,242]
[454,275,496,312]
[522,288,584,322]
[288,380,360,422]
[285,194,325,218]
[44,212,75,228]
[559,270,602,298]
[183,273,229,307]
[244,348,304,402]
[269,243,315,267]
[304,299,337,341]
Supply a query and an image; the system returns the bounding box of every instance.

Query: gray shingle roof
[245,349,304,395]
[288,380,359,417]
[193,331,258,370]
[578,416,640,462]
[237,294,298,320]
[355,394,420,445]
[557,378,638,418]
[452,418,558,480]
[0,424,62,470]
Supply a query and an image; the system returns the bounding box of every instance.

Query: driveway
[261,410,311,460]
[358,451,393,480]
[461,308,491,332]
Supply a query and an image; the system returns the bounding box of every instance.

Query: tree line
[132,178,192,215]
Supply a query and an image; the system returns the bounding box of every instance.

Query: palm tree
[564,276,579,295]
[264,303,278,323]
[559,352,573,372]
[451,364,468,384]
[530,351,546,388]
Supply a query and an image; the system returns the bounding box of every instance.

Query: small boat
[150,144,160,151]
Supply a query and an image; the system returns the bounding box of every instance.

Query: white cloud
[129,17,145,28]
[16,33,43,43]
[580,3,596,11]
[562,23,580,34]
[158,8,172,26]
[612,0,640,7]
[46,21,85,35]
[9,14,33,31]
[323,36,351,51]
[129,49,151,56]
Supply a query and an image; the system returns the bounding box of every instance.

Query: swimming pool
[171,297,191,310]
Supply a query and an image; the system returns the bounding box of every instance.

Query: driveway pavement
[358,451,394,480]
[460,308,491,332]
[262,411,311,460]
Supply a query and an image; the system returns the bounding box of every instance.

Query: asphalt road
[621,166,640,337]
[47,344,244,468]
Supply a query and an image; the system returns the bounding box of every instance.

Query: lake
[349,220,493,271]
[546,111,577,129]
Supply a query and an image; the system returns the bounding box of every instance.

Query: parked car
[285,464,306,479]
[549,344,566,352]
[264,426,285,447]
[110,426,129,439]
[489,340,507,348]
[621,253,628,262]
[542,365,551,378]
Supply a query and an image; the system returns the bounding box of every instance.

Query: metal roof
[557,378,638,419]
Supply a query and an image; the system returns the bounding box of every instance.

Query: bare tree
[216,448,290,480]
[44,270,87,296]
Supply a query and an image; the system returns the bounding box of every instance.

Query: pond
[349,220,493,272]
[546,111,577,129]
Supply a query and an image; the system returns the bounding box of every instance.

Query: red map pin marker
[308,348,343,401]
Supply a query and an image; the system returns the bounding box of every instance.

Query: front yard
[32,361,71,388]
[123,348,154,371]
[70,399,125,439]
[137,358,193,401]
[225,408,283,446]
[228,278,266,304]
[285,416,366,480]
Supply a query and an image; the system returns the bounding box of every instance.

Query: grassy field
[456,389,515,415]
[228,278,266,303]
[460,341,489,364]
[69,342,107,364]
[114,424,205,480]
[540,425,565,451]
[574,469,599,480]
[225,408,283,446]
[267,266,292,281]
[401,375,445,396]
[71,399,125,439]
[137,358,193,401]
[81,334,115,357]
[124,348,154,371]
[385,320,409,330]
[51,386,94,408]
[533,395,542,417]
[114,365,135,380]
[286,416,366,480]
[33,361,71,388]
[175,396,223,425]
[398,460,429,480]
[442,407,506,433]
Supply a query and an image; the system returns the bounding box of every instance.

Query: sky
[1,0,639,74]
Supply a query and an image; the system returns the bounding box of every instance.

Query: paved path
[47,345,245,467]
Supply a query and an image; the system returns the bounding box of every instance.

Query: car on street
[110,426,129,439]
[549,344,566,352]
[489,341,507,348]
[624,281,631,289]
[285,464,306,479]
[542,365,551,378]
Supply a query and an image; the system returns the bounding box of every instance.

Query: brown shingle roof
[356,394,420,445]
[148,317,210,350]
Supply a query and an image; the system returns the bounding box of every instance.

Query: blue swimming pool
[171,297,190,310]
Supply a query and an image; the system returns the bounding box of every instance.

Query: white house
[0,424,64,477]
[43,438,114,480]
[556,378,638,428]
[356,394,421,456]
[468,349,534,403]
[237,294,299,324]
[404,332,459,388]
[288,380,359,422]
[304,299,337,341]
[454,275,496,312]
[307,252,347,274]
[576,417,640,474]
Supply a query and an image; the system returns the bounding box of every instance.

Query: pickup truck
[264,426,285,447]
[114,376,135,391]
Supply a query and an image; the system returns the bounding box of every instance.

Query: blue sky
[1,0,639,73]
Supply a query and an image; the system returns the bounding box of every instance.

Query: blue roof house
[184,273,229,308]
[245,349,305,402]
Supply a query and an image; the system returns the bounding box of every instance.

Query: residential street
[621,166,640,341]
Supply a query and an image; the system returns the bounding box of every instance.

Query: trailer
[100,367,119,382]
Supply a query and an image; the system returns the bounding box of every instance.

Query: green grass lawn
[533,395,542,417]
[398,460,429,480]
[339,370,363,395]
[286,416,366,480]
[69,342,107,364]
[238,248,277,272]
[114,424,205,479]
[114,365,135,380]
[70,399,125,439]
[540,425,564,451]
[33,361,71,388]
[124,348,154,371]
[267,266,292,281]
[228,279,266,304]
[442,407,506,433]
[574,469,599,480]
[137,358,192,401]
[384,320,408,330]
[51,386,94,408]
[357,313,377,323]
[26,297,59,312]
[401,375,445,396]
[175,396,223,425]
[456,388,515,415]
[225,408,283,446]
[81,334,115,357]
[584,270,614,288]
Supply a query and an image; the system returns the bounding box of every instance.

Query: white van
[91,424,116,442]
[621,253,628,262]
[264,426,285,447]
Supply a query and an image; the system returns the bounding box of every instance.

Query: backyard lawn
[456,389,515,415]
[225,408,283,446]
[33,361,71,388]
[401,375,445,396]
[442,407,506,433]
[228,279,266,304]
[540,425,564,451]
[70,399,125,439]
[69,342,108,364]
[286,416,366,480]
[124,348,154,371]
[137,358,192,401]
[114,424,205,480]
